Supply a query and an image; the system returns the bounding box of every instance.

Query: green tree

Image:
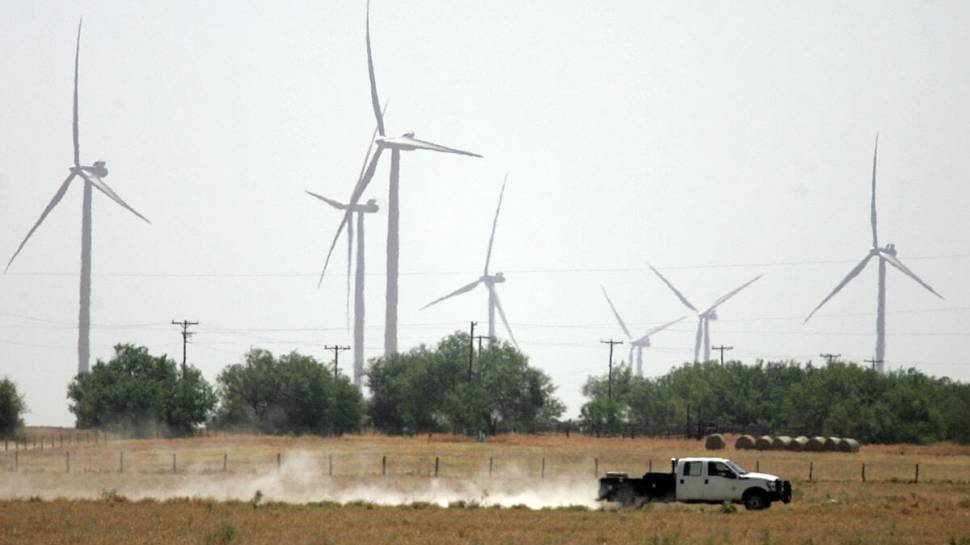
[215,348,362,435]
[366,332,564,435]
[0,377,27,438]
[67,344,216,437]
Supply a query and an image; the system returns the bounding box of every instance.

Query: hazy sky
[2,1,969,426]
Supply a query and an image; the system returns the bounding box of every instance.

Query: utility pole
[474,335,491,357]
[468,322,477,381]
[325,345,350,379]
[600,339,623,401]
[171,320,199,374]
[711,345,733,365]
[819,353,841,364]
[864,357,883,373]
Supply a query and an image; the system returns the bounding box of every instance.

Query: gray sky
[2,0,969,426]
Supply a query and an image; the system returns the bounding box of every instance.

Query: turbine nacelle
[71,161,108,178]
[482,272,506,284]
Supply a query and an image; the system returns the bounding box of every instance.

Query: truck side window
[709,462,735,478]
[683,461,703,476]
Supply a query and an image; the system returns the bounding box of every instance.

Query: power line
[4,252,968,279]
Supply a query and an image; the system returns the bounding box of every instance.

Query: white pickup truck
[597,457,792,510]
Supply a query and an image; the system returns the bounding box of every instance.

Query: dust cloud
[0,451,601,509]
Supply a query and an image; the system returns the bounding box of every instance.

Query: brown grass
[1,432,969,544]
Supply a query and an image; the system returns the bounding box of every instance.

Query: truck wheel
[743,490,769,511]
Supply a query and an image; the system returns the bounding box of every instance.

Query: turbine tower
[649,265,761,363]
[307,191,378,391]
[804,136,943,372]
[600,286,684,377]
[5,19,151,375]
[420,178,517,348]
[318,1,481,358]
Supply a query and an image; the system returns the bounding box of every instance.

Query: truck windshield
[725,460,748,475]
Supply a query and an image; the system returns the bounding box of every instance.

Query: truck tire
[743,490,770,511]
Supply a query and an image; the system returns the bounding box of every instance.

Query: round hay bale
[734,434,756,450]
[704,434,726,450]
[838,438,860,453]
[772,436,792,450]
[805,436,826,452]
[754,435,774,450]
[824,437,841,451]
[788,436,809,452]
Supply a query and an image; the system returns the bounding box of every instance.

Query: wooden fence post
[756,460,760,472]
[914,464,919,484]
[14,450,19,471]
[328,454,333,476]
[648,459,653,472]
[541,457,545,479]
[223,453,228,473]
[172,453,177,474]
[66,451,70,473]
[382,455,387,476]
[594,457,598,478]
[277,453,281,471]
[809,461,813,482]
[489,457,494,477]
[434,456,439,478]
[119,450,124,473]
[861,463,866,482]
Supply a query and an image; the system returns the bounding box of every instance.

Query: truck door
[703,461,741,501]
[676,460,706,501]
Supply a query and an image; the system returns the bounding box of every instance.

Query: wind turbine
[5,19,150,375]
[600,286,684,377]
[804,136,943,373]
[307,191,378,391]
[649,265,761,363]
[420,178,516,348]
[317,1,482,358]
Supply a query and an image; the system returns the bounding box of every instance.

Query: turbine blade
[600,285,632,340]
[635,316,687,343]
[648,264,698,312]
[73,18,82,167]
[804,253,874,323]
[365,0,385,137]
[492,288,519,349]
[80,173,151,224]
[318,147,384,286]
[305,190,347,210]
[870,134,879,249]
[396,135,482,157]
[5,173,76,272]
[701,275,762,316]
[882,251,944,299]
[419,279,482,310]
[483,174,508,275]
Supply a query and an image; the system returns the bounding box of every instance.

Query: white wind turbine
[804,136,943,373]
[318,1,481,358]
[649,265,761,363]
[307,191,378,391]
[5,19,150,375]
[420,178,517,348]
[600,286,685,377]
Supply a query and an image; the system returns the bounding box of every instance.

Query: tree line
[580,360,970,444]
[3,341,969,444]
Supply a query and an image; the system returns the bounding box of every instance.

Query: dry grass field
[1,432,969,544]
